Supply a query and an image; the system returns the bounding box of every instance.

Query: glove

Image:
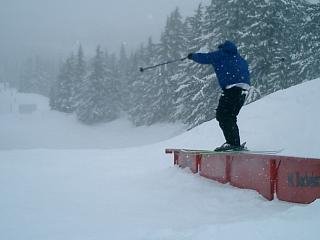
[187,53,193,60]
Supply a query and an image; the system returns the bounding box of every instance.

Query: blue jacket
[191,41,250,89]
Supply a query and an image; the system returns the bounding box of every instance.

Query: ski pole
[139,57,188,72]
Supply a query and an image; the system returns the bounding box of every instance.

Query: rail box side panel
[199,155,229,184]
[229,154,276,201]
[276,157,320,204]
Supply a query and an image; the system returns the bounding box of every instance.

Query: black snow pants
[216,86,247,146]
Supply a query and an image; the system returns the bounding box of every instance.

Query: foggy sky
[1,0,318,63]
[0,0,209,60]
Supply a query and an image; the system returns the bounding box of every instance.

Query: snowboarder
[187,40,250,151]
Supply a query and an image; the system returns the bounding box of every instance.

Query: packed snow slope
[0,78,320,240]
[172,78,320,158]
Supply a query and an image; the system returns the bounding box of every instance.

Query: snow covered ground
[0,79,320,240]
[0,87,185,150]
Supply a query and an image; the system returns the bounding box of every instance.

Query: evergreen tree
[265,0,307,91]
[104,50,121,110]
[76,46,119,124]
[294,2,320,81]
[71,45,87,110]
[117,43,130,112]
[128,38,161,125]
[202,0,308,98]
[155,7,187,122]
[49,54,76,113]
[174,4,219,126]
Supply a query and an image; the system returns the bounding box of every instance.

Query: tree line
[20,0,320,127]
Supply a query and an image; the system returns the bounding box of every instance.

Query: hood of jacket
[218,40,238,54]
